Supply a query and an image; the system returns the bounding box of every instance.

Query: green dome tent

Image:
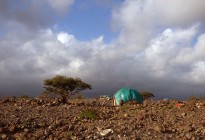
[114,88,143,106]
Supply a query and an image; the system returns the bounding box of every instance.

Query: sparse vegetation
[73,94,85,99]
[135,106,142,110]
[188,95,200,101]
[65,131,74,139]
[79,109,98,120]
[19,95,30,99]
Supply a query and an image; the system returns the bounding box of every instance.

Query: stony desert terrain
[0,96,205,140]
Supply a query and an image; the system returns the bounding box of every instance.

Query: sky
[1,0,205,99]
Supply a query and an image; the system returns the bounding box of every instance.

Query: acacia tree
[140,91,155,100]
[43,75,92,102]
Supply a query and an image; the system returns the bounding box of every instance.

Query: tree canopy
[140,91,155,100]
[43,75,92,101]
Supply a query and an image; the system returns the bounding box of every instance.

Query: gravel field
[0,97,205,140]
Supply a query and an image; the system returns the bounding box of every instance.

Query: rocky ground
[0,96,205,140]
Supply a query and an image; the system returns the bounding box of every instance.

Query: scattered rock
[185,132,193,139]
[1,134,7,139]
[0,127,4,133]
[0,98,205,139]
[98,128,113,136]
[8,125,16,132]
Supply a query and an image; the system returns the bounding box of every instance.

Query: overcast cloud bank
[0,0,205,99]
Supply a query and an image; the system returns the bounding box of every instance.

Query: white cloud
[47,0,75,13]
[112,0,154,51]
[57,32,76,46]
[185,61,205,84]
[112,0,205,52]
[1,0,205,98]
[109,0,205,98]
[154,0,205,26]
[144,24,198,75]
[0,0,75,30]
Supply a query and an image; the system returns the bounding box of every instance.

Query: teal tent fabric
[114,88,143,105]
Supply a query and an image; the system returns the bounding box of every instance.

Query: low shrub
[79,109,98,120]
[73,94,85,99]
[65,131,74,139]
[188,96,200,101]
[19,95,30,99]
